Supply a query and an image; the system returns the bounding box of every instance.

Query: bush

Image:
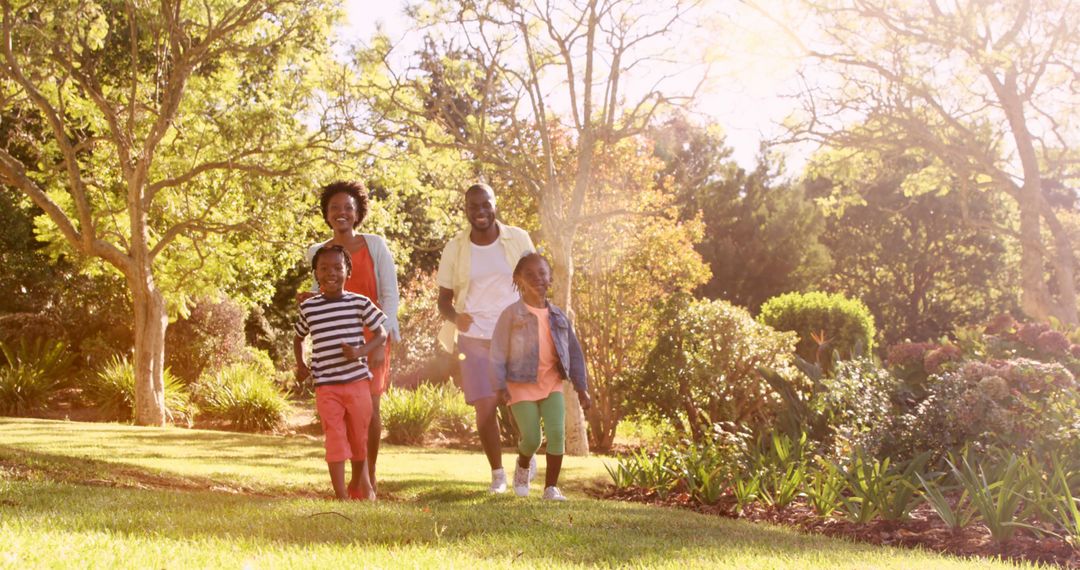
[381,384,440,444]
[194,362,289,432]
[758,291,876,370]
[430,383,473,438]
[0,364,60,416]
[818,357,903,456]
[627,296,798,441]
[0,337,75,383]
[888,358,1078,459]
[165,297,247,382]
[88,356,196,426]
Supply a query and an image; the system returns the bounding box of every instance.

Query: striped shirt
[295,292,387,386]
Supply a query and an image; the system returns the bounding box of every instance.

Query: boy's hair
[319,181,369,229]
[312,244,352,278]
[511,252,551,291]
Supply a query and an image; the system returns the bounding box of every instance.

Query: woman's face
[326,192,359,232]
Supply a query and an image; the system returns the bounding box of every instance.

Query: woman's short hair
[319,181,369,229]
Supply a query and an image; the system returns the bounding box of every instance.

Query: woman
[303,180,399,494]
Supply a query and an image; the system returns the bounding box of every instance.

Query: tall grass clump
[195,362,288,432]
[88,356,196,426]
[431,383,473,438]
[381,384,440,444]
[0,364,60,415]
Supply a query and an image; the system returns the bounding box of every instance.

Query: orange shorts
[315,381,372,463]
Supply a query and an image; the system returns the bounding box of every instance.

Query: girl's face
[517,258,551,302]
[326,192,359,232]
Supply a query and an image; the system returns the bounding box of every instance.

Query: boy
[295,244,387,501]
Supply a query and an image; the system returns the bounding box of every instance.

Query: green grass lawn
[0,418,1041,569]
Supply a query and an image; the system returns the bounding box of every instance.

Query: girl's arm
[567,325,590,408]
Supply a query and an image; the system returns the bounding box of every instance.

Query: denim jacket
[489,300,588,393]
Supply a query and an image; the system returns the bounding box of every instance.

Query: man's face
[315,251,349,295]
[464,188,496,232]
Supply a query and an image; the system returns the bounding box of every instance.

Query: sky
[339,0,805,169]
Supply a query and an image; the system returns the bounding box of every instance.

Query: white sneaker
[542,486,568,501]
[528,455,537,482]
[513,463,531,497]
[489,468,507,494]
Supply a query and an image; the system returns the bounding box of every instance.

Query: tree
[806,146,1019,345]
[769,0,1080,323]
[572,135,709,451]
[651,116,831,310]
[383,0,710,454]
[0,1,338,424]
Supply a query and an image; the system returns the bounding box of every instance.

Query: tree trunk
[1044,206,1079,324]
[131,268,168,426]
[1016,184,1056,323]
[542,224,589,455]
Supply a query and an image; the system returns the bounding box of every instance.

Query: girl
[490,252,591,500]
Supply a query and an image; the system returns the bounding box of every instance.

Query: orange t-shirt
[345,244,391,393]
[506,304,564,405]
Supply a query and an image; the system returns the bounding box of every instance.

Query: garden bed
[599,487,1080,568]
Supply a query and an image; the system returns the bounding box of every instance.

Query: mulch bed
[597,487,1080,568]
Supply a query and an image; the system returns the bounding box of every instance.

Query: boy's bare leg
[328,461,348,500]
[473,396,503,470]
[348,459,376,500]
[367,394,382,492]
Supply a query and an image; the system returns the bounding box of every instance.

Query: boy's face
[517,258,551,300]
[315,251,349,296]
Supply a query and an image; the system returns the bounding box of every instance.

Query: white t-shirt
[462,241,520,339]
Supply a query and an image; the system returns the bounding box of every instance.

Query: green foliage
[381,385,440,445]
[753,431,809,509]
[0,364,59,416]
[758,291,876,370]
[0,337,75,386]
[918,472,975,530]
[628,296,798,440]
[430,384,473,439]
[1041,458,1080,548]
[947,451,1040,543]
[832,450,929,523]
[805,146,1018,346]
[166,298,248,383]
[194,363,288,432]
[574,153,711,451]
[805,459,845,517]
[817,357,902,456]
[652,116,831,311]
[88,357,195,426]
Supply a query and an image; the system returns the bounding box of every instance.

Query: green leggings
[510,391,566,456]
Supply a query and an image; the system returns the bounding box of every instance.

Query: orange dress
[345,244,392,395]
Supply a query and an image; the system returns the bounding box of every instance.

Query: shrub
[194,363,288,432]
[165,297,247,382]
[381,384,440,444]
[889,358,1078,459]
[627,296,798,441]
[758,291,876,370]
[819,357,902,456]
[88,356,196,426]
[430,383,473,438]
[0,337,76,385]
[0,364,60,416]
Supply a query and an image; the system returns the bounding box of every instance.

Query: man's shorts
[315,381,372,462]
[457,336,496,404]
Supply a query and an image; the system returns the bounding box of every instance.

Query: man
[437,183,535,493]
